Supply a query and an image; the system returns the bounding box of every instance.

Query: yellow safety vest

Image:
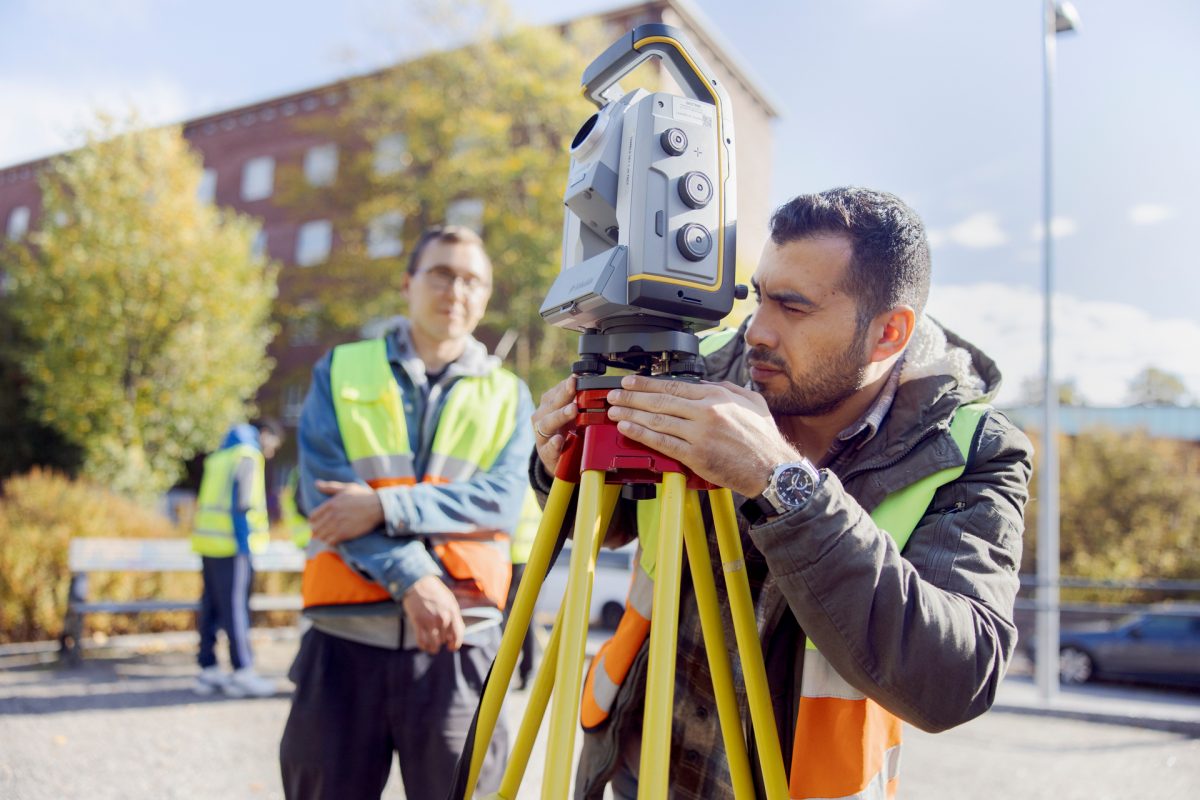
[510,488,542,566]
[301,337,522,611]
[191,443,269,557]
[280,470,311,549]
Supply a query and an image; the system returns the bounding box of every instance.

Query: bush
[0,469,193,643]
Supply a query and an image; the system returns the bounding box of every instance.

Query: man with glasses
[280,225,533,799]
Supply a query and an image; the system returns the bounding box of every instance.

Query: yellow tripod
[457,386,789,799]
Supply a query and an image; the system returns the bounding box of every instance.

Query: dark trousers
[279,627,509,800]
[197,554,254,670]
[505,562,541,685]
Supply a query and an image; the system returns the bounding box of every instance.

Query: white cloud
[926,282,1200,407]
[1030,216,1078,241]
[1128,203,1176,226]
[0,76,192,166]
[926,212,1007,250]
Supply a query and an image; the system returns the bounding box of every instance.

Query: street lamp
[1036,0,1080,706]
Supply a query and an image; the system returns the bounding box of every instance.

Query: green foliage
[276,2,612,397]
[1126,366,1193,407]
[1023,428,1200,603]
[3,116,278,498]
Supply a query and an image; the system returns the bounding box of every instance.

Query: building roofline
[581,0,782,118]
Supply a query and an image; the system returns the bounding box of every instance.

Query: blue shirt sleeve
[298,351,441,594]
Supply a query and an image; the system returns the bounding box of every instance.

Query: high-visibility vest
[300,337,521,611]
[191,444,270,557]
[280,470,311,549]
[510,488,542,566]
[581,382,989,798]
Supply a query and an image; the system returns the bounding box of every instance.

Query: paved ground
[1,628,1197,799]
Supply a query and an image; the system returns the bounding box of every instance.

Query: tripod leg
[710,489,789,799]
[496,481,619,800]
[681,491,757,799]
[543,469,614,799]
[637,471,687,800]
[465,477,576,798]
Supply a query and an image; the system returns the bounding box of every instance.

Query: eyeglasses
[415,266,491,294]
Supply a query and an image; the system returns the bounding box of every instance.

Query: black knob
[661,128,688,156]
[677,223,712,262]
[678,171,713,209]
[734,284,749,300]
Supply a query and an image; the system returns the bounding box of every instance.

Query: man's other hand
[310,480,385,544]
[402,575,465,653]
[532,374,577,477]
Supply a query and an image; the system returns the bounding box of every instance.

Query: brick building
[0,0,779,453]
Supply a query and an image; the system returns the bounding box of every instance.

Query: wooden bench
[60,538,305,665]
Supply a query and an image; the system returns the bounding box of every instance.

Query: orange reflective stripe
[301,550,391,608]
[788,696,902,799]
[366,476,417,488]
[432,541,512,610]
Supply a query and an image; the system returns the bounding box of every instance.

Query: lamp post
[1036,0,1080,706]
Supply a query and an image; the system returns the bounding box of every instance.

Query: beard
[748,329,870,417]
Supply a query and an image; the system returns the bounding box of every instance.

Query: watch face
[776,464,817,508]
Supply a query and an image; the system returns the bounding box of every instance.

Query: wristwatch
[747,458,821,520]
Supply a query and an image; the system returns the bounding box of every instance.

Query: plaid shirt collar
[820,355,904,470]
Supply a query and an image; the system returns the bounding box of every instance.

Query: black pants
[279,628,508,800]
[505,562,541,685]
[197,554,254,670]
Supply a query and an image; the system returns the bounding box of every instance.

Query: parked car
[1056,604,1200,688]
[534,542,637,630]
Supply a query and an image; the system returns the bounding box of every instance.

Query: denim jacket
[298,319,534,649]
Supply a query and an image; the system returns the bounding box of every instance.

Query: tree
[1017,374,1086,406]
[1126,366,1192,407]
[1022,428,1200,602]
[275,2,626,397]
[3,115,278,498]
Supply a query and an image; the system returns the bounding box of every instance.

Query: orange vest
[301,338,521,611]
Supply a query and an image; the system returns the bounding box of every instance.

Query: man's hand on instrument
[402,574,465,653]
[605,375,801,498]
[532,374,578,476]
[310,480,385,544]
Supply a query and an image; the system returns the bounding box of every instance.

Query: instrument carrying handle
[581,23,726,108]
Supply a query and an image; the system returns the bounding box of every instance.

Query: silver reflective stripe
[800,650,865,701]
[627,563,654,619]
[349,453,416,484]
[804,745,901,800]
[590,652,620,711]
[423,453,476,483]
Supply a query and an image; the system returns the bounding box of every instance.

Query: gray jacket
[534,317,1034,798]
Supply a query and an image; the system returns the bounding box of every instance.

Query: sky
[2,0,1198,407]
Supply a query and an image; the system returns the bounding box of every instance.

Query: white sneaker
[193,666,228,696]
[222,667,277,698]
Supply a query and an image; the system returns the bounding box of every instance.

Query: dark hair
[768,187,931,330]
[406,224,490,275]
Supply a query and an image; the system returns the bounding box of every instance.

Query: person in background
[280,225,533,799]
[191,420,283,698]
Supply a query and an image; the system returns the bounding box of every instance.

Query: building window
[304,143,338,187]
[282,381,307,425]
[295,220,332,266]
[367,211,405,259]
[290,302,321,346]
[197,168,218,204]
[251,230,268,259]
[5,206,30,240]
[241,156,275,202]
[373,134,410,176]
[447,198,484,234]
